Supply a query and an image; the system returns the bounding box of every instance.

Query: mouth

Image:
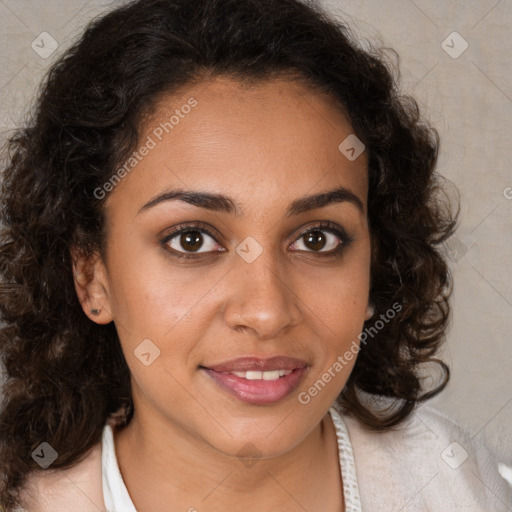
[200,356,309,405]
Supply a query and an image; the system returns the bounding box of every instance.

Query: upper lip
[203,356,308,372]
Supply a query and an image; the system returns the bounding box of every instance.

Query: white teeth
[246,371,263,380]
[230,369,293,380]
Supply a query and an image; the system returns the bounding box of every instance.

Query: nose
[223,249,302,340]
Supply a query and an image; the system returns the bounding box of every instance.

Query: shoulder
[336,402,512,512]
[17,436,106,512]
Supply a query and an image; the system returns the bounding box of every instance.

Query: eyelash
[159,220,353,260]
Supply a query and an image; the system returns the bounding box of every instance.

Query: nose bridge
[224,241,300,338]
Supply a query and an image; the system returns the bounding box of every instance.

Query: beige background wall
[320,0,512,464]
[1,0,511,464]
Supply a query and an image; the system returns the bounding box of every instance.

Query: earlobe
[365,302,375,321]
[70,248,113,325]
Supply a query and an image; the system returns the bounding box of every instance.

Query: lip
[203,355,308,372]
[200,356,309,405]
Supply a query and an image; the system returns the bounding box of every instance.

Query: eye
[160,222,224,259]
[160,220,352,260]
[289,221,352,257]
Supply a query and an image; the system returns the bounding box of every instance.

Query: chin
[200,417,313,462]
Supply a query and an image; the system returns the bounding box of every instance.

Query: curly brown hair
[0,0,457,509]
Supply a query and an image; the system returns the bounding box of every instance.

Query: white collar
[101,405,361,511]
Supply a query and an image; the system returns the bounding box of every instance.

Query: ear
[364,302,375,321]
[70,247,113,325]
[366,228,378,322]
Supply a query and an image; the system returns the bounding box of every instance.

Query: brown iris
[303,230,326,251]
[180,231,203,252]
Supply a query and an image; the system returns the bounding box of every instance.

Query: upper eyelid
[294,222,346,238]
[162,222,224,244]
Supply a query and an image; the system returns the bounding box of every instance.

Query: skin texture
[73,76,372,511]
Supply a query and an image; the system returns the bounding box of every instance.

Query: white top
[101,405,361,512]
[101,423,137,512]
[17,402,511,511]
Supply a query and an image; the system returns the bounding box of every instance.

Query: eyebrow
[137,185,364,216]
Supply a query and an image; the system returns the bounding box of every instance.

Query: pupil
[181,231,202,252]
[305,231,325,251]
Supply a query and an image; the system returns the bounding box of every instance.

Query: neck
[113,408,344,511]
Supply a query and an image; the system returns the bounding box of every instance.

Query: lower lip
[202,367,308,405]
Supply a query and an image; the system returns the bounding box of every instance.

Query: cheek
[302,252,371,334]
[105,236,201,333]
[297,262,369,406]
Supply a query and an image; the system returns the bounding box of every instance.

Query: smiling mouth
[199,356,309,405]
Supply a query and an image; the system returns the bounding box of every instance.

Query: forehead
[107,76,368,214]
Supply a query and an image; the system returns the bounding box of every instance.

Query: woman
[0,0,510,510]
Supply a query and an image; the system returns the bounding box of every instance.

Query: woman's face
[80,76,371,458]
